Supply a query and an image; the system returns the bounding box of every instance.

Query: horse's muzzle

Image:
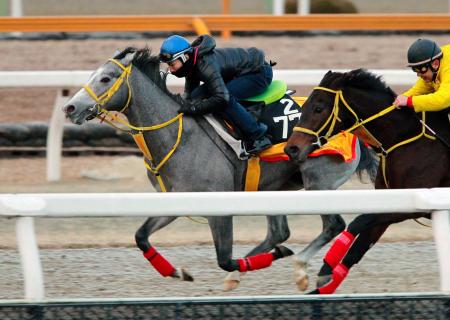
[284,144,302,162]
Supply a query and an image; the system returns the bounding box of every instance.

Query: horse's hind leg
[312,223,387,294]
[135,216,193,281]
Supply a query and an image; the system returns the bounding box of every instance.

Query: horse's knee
[330,215,346,234]
[218,259,239,272]
[134,228,150,252]
[268,218,291,244]
[322,215,346,241]
[275,228,290,243]
[347,214,376,235]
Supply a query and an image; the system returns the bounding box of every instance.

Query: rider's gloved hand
[178,101,198,115]
[393,95,413,109]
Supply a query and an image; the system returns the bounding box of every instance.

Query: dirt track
[0,241,439,299]
[0,34,445,297]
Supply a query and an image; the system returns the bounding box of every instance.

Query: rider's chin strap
[294,86,435,188]
[83,58,184,193]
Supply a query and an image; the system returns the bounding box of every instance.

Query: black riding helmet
[407,38,443,67]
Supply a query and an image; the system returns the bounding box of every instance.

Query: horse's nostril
[64,105,75,114]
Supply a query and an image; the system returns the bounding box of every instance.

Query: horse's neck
[123,70,234,167]
[123,71,186,157]
[349,92,418,148]
[123,71,173,123]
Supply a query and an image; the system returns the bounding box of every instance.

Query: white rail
[0,69,416,181]
[0,189,449,300]
[0,69,417,87]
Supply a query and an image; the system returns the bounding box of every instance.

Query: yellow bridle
[82,58,184,192]
[293,86,435,187]
[83,59,133,114]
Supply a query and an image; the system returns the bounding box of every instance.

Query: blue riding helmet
[159,35,191,63]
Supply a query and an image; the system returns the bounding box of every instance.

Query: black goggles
[411,64,430,74]
[159,49,190,64]
[159,52,175,63]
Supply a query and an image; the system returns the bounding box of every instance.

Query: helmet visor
[159,52,174,63]
[159,48,190,63]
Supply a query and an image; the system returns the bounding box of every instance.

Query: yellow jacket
[403,44,450,112]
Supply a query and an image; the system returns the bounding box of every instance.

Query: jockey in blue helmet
[159,34,273,154]
[159,35,192,65]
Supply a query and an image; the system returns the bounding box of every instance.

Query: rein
[294,86,435,187]
[83,58,184,192]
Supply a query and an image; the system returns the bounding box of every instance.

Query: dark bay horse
[285,68,450,294]
[63,48,378,291]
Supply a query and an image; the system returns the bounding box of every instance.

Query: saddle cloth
[205,114,358,191]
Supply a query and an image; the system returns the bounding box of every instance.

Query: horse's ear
[122,51,137,66]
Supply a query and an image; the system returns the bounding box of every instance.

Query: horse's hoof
[181,268,194,282]
[292,257,309,291]
[173,268,194,282]
[316,274,331,288]
[223,271,243,291]
[223,280,240,291]
[306,289,320,295]
[274,245,294,260]
[295,273,309,291]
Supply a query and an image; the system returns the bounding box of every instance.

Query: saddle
[208,80,304,159]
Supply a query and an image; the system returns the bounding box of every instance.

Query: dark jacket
[185,35,267,115]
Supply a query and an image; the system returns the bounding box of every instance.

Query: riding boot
[246,135,273,154]
[245,122,272,154]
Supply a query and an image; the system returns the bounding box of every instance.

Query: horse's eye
[314,106,323,113]
[100,76,111,83]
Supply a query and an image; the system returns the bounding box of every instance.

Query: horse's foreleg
[293,153,359,291]
[224,215,293,291]
[209,216,292,291]
[293,214,345,291]
[135,216,193,281]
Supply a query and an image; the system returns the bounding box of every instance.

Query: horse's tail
[355,139,379,183]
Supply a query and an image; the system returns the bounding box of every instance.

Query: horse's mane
[319,68,396,100]
[113,47,185,105]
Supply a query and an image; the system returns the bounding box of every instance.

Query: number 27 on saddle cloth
[245,131,358,191]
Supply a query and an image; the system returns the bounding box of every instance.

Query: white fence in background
[0,189,449,300]
[0,69,417,181]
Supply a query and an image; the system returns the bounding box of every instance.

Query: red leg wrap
[323,230,355,268]
[318,263,349,294]
[238,253,274,272]
[143,247,176,277]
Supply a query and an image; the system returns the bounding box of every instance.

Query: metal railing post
[16,217,44,300]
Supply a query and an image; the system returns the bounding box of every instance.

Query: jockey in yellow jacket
[394,38,450,113]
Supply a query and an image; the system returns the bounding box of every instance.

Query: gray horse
[63,47,378,291]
